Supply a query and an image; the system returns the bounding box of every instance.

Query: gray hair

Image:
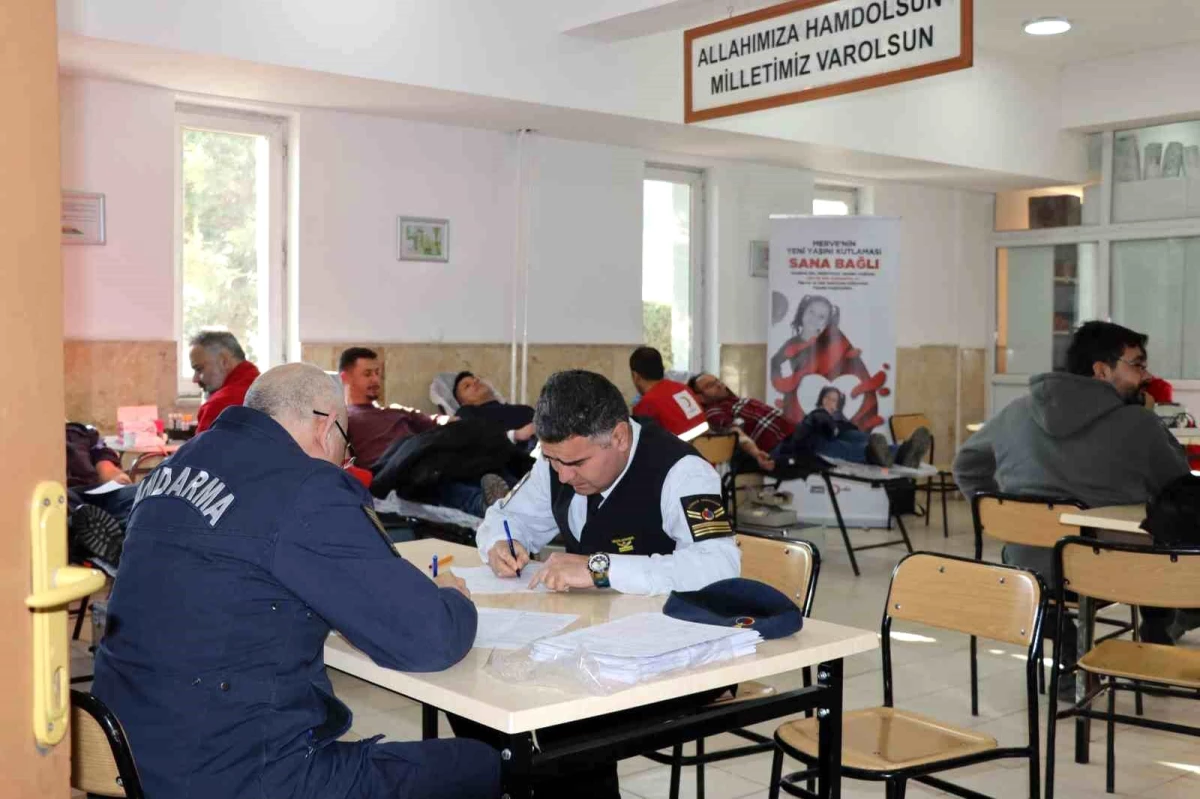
[245,363,345,427]
[534,370,629,444]
[189,330,246,362]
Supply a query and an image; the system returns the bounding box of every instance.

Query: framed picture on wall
[749,240,769,277]
[62,190,106,245]
[397,216,449,262]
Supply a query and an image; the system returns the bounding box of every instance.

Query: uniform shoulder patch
[363,505,401,558]
[681,494,733,540]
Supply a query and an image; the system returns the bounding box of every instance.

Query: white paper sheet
[455,563,549,595]
[83,481,126,496]
[473,608,579,650]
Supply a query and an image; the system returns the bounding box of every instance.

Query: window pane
[642,179,692,372]
[1113,121,1200,223]
[181,127,266,374]
[1111,237,1200,379]
[812,198,850,216]
[995,243,1099,374]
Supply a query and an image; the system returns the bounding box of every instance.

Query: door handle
[27,481,105,748]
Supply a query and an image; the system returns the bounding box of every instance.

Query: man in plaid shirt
[689,373,793,470]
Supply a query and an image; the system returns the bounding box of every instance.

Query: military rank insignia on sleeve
[362,505,401,558]
[681,495,734,540]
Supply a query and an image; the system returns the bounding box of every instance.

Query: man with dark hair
[338,348,508,514]
[466,369,737,798]
[690,372,791,470]
[190,330,260,432]
[954,320,1190,649]
[629,346,708,439]
[339,347,438,469]
[451,371,536,445]
[477,369,739,595]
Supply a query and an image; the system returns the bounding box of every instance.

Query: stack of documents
[529,612,761,685]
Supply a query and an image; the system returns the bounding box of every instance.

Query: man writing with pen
[477,368,740,596]
[464,369,740,797]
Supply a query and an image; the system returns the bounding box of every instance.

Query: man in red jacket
[629,346,709,440]
[189,331,261,433]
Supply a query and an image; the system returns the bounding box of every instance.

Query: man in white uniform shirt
[476,369,740,595]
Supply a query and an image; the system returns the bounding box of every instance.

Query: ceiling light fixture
[1024,17,1071,36]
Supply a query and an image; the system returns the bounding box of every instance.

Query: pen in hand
[503,520,521,578]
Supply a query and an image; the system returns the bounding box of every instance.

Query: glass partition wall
[991,126,1200,414]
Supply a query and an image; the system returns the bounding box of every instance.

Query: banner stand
[767,215,900,528]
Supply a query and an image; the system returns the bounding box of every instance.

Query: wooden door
[0,0,71,795]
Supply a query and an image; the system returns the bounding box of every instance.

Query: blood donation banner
[767,215,900,527]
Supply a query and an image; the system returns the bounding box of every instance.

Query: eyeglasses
[313,410,355,463]
[1118,358,1150,373]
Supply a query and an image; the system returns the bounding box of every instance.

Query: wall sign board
[684,0,972,123]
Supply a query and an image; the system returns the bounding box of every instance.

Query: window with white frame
[642,166,705,373]
[813,185,858,216]
[176,106,287,395]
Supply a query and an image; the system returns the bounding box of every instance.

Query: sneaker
[894,426,932,468]
[865,433,893,467]
[480,473,511,507]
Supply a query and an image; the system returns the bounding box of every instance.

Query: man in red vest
[629,346,708,440]
[189,330,261,433]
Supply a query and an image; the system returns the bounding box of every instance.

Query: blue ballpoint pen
[431,555,438,577]
[503,520,521,577]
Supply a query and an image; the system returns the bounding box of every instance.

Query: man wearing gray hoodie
[954,321,1189,646]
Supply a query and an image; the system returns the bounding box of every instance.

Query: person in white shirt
[476,369,740,595]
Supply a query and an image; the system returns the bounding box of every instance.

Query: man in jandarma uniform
[92,363,500,799]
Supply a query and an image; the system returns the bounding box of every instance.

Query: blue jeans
[84,484,139,526]
[810,430,896,464]
[432,480,488,517]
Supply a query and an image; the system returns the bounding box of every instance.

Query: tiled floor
[75,497,1200,798]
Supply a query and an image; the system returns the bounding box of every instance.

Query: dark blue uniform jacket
[92,407,478,798]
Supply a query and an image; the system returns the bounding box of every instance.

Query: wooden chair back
[737,534,819,614]
[889,413,935,465]
[887,553,1041,647]
[1059,538,1200,609]
[974,493,1084,550]
[691,432,738,466]
[71,691,142,798]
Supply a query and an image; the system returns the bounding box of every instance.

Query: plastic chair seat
[1078,639,1200,689]
[777,707,997,772]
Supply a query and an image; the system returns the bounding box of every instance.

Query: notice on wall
[768,215,900,527]
[685,0,971,123]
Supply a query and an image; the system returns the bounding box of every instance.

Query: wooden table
[1058,505,1148,765]
[324,539,878,798]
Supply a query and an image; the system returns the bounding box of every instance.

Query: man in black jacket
[776,387,930,467]
[452,371,536,447]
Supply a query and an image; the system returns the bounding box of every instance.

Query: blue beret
[663,578,803,639]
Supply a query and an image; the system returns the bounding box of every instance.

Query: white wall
[60,77,174,339]
[1062,43,1200,131]
[60,76,992,369]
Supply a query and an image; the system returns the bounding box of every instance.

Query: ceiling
[563,0,1200,66]
[58,35,1049,191]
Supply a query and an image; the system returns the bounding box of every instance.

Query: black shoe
[894,427,932,468]
[865,433,893,467]
[70,504,125,566]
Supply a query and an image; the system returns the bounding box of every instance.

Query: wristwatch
[587,552,611,589]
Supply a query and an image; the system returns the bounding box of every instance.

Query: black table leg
[421,703,438,740]
[816,659,844,799]
[1074,596,1095,764]
[822,472,860,576]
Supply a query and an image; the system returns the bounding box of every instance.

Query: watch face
[588,553,610,573]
